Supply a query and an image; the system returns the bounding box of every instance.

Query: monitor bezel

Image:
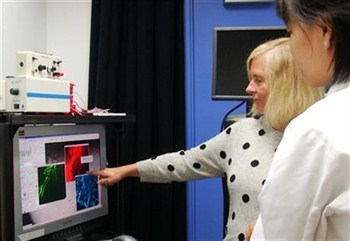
[212,26,286,100]
[12,124,108,241]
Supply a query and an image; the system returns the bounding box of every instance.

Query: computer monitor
[212,26,287,100]
[11,124,108,241]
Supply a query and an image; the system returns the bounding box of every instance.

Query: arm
[136,121,251,183]
[88,130,227,185]
[88,164,139,186]
[90,122,238,185]
[90,118,260,185]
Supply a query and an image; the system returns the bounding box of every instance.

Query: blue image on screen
[75,174,99,211]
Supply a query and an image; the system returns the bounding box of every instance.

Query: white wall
[46,0,91,109]
[0,0,91,108]
[1,0,47,78]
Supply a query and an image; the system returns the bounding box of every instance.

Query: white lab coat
[251,83,350,241]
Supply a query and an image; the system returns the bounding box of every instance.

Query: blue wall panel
[184,1,283,241]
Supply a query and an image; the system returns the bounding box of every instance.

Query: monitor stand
[66,231,137,241]
[65,231,115,241]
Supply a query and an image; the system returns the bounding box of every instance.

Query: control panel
[16,51,64,79]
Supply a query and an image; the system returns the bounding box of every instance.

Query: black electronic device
[212,26,287,100]
[10,124,108,241]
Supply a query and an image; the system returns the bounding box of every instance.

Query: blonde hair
[247,37,324,129]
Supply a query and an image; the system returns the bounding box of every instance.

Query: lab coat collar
[326,80,350,96]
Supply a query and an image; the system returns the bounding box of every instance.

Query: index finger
[87,169,103,176]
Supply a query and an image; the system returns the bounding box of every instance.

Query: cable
[73,90,87,110]
[220,100,246,132]
[73,100,86,112]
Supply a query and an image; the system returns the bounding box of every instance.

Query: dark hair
[275,0,350,85]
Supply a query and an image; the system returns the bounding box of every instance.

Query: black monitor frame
[212,26,286,100]
[3,124,109,241]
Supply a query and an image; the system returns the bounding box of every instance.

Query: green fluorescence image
[38,164,66,204]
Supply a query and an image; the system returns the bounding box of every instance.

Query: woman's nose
[246,82,256,94]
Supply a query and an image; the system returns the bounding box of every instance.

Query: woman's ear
[322,26,333,49]
[321,16,333,49]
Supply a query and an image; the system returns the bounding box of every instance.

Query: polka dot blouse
[137,116,283,241]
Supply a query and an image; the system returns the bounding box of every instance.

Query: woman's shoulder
[227,115,263,126]
[225,115,270,132]
[225,115,282,141]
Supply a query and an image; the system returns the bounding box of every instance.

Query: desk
[0,114,136,241]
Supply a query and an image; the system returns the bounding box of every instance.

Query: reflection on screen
[19,133,102,229]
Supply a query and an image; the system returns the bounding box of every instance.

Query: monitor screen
[12,124,108,241]
[212,26,287,100]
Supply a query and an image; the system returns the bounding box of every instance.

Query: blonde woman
[89,37,324,241]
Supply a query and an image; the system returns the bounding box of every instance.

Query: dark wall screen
[212,26,286,100]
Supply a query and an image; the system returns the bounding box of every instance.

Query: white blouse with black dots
[136,116,283,241]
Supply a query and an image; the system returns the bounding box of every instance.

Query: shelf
[0,114,136,126]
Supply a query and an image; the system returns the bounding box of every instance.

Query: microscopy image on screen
[45,144,65,164]
[64,144,90,182]
[37,164,66,205]
[75,174,99,211]
[17,131,104,232]
[45,139,100,166]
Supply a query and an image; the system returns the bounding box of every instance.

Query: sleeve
[255,120,349,241]
[136,125,235,183]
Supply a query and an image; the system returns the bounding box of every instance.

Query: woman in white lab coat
[250,1,350,240]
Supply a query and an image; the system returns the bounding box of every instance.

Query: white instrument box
[5,76,70,113]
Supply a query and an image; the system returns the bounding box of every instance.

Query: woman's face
[287,20,334,87]
[246,54,269,113]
